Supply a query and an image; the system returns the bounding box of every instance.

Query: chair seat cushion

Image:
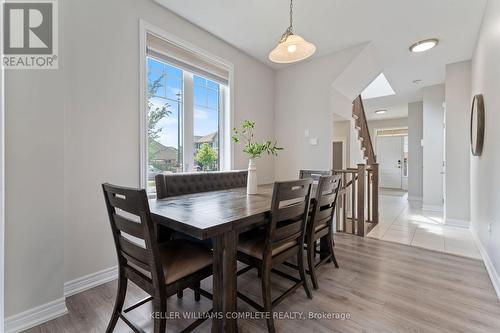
[159,240,212,284]
[237,234,297,260]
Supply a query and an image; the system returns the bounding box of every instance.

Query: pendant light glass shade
[269,34,316,64]
[269,0,316,64]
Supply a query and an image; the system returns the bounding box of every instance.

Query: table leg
[212,231,238,333]
[320,235,330,262]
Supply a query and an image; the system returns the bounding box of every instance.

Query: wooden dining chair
[102,183,213,333]
[236,179,313,333]
[305,174,342,289]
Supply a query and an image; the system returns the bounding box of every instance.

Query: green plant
[195,143,218,171]
[147,72,173,163]
[232,120,283,159]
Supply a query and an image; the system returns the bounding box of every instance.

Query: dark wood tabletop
[149,184,275,239]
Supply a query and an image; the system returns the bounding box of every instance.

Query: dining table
[149,183,321,332]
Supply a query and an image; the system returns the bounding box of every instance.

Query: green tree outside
[195,143,218,171]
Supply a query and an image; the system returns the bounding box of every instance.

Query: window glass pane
[207,89,219,109]
[207,80,219,91]
[147,57,183,192]
[193,84,207,107]
[193,75,220,171]
[193,75,206,87]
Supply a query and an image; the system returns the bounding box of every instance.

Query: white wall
[5,67,66,316]
[422,85,445,211]
[408,102,424,202]
[445,61,471,226]
[0,0,5,326]
[5,0,276,319]
[470,0,500,297]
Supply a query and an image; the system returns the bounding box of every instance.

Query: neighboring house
[194,132,219,170]
[194,131,218,151]
[149,140,179,170]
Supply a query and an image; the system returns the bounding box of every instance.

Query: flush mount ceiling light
[374,109,387,115]
[269,0,316,64]
[409,38,439,53]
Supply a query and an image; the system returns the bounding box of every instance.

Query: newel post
[371,163,379,225]
[357,164,366,236]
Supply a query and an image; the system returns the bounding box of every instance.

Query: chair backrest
[309,175,342,235]
[155,170,248,199]
[102,183,164,287]
[299,170,332,182]
[265,179,313,258]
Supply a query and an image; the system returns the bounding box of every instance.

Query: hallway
[367,189,481,259]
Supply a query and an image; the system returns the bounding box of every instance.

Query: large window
[146,56,227,192]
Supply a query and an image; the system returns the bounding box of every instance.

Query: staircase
[333,95,379,237]
[352,95,376,164]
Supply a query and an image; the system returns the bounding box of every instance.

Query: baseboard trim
[64,265,118,297]
[407,196,423,202]
[422,204,443,212]
[445,218,470,228]
[471,227,500,300]
[4,297,68,333]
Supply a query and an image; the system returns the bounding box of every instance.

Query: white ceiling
[156,0,487,114]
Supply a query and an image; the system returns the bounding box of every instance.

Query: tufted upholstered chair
[155,170,248,199]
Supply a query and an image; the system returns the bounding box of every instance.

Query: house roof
[194,132,217,144]
[150,140,178,161]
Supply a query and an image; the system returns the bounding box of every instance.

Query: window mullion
[183,72,195,172]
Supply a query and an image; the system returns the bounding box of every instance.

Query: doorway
[375,128,408,190]
[332,141,344,170]
[377,136,403,188]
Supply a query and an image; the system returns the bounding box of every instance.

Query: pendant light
[269,0,316,64]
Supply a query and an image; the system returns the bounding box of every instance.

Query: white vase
[247,158,258,195]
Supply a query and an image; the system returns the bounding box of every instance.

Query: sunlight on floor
[367,189,481,259]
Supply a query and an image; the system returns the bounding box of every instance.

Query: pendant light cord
[280,0,294,42]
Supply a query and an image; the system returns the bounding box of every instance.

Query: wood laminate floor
[25,233,500,333]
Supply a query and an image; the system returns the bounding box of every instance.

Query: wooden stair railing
[333,164,379,237]
[352,95,376,164]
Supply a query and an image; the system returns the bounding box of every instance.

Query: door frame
[374,127,408,189]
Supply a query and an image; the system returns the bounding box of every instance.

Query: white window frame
[139,20,234,189]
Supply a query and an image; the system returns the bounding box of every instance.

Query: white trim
[139,19,235,189]
[139,20,148,188]
[445,218,470,228]
[471,227,500,300]
[407,195,423,202]
[422,204,443,212]
[4,298,68,333]
[64,266,118,297]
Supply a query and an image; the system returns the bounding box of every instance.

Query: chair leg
[328,232,339,268]
[298,249,313,299]
[261,264,275,333]
[194,282,201,302]
[153,297,167,333]
[106,274,127,333]
[177,290,183,299]
[307,241,319,290]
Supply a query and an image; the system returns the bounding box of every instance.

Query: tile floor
[367,188,481,259]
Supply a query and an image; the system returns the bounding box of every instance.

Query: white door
[377,136,403,189]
